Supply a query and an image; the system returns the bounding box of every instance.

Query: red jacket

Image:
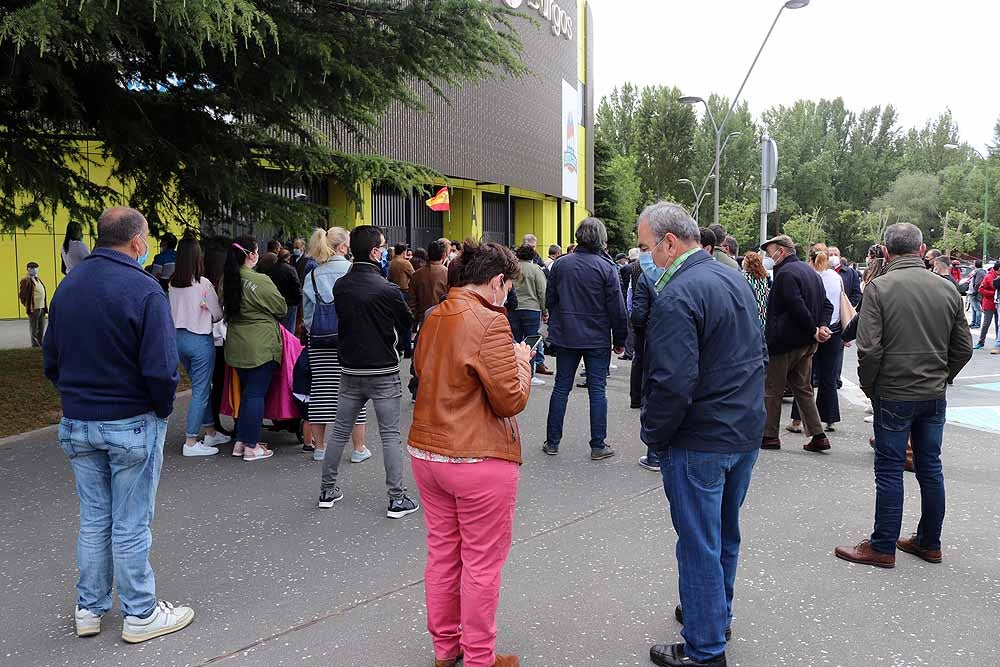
[979,269,997,311]
[950,267,961,281]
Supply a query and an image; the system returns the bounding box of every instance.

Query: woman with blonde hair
[787,243,846,435]
[301,228,370,463]
[742,251,770,329]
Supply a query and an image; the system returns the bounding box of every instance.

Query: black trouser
[630,328,646,407]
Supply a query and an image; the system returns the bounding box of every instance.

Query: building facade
[0,0,595,319]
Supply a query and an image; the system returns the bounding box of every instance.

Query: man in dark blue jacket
[43,207,193,644]
[543,217,628,460]
[637,202,766,667]
[761,235,834,453]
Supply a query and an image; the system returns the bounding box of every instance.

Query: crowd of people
[37,201,976,666]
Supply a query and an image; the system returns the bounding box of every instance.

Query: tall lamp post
[945,143,991,261]
[678,174,716,221]
[681,0,810,227]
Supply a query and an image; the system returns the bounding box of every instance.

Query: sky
[591,0,998,154]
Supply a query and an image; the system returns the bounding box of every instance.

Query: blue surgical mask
[28,268,38,277]
[380,248,389,275]
[639,251,665,281]
[136,237,150,267]
[292,248,302,259]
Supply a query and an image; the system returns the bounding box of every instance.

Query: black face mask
[924,260,933,270]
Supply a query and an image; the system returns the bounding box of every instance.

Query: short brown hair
[452,240,520,287]
[743,251,767,279]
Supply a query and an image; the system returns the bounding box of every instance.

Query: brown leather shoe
[803,435,831,452]
[435,650,463,666]
[493,655,519,667]
[761,436,781,450]
[536,364,554,376]
[904,443,915,472]
[835,539,895,568]
[897,534,942,563]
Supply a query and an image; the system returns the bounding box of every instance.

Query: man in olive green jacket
[836,223,972,569]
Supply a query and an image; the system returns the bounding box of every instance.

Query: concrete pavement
[1,357,998,667]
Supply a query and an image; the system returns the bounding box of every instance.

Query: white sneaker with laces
[531,377,546,386]
[75,607,101,637]
[350,447,372,463]
[183,442,219,457]
[202,432,231,447]
[121,600,194,644]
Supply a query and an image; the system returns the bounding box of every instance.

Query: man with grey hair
[546,243,562,268]
[637,202,766,667]
[43,207,194,643]
[836,223,971,568]
[760,234,834,453]
[522,233,548,274]
[543,217,628,460]
[708,223,740,271]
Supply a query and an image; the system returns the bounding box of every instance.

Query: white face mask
[763,256,775,272]
[829,255,841,269]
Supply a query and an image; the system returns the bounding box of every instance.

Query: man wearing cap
[760,234,834,453]
[18,261,47,346]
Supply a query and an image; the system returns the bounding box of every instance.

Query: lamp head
[944,144,960,150]
[784,0,810,8]
[679,96,704,105]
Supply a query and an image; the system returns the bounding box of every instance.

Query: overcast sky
[591,0,998,153]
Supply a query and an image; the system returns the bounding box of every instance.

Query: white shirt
[819,269,843,325]
[169,277,223,335]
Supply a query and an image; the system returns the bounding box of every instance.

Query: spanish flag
[426,186,450,212]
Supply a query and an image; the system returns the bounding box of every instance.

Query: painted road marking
[945,406,1000,434]
[968,382,1000,392]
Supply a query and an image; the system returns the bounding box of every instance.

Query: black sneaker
[387,495,420,519]
[542,443,559,456]
[302,443,316,453]
[317,488,344,509]
[638,456,660,471]
[590,446,616,461]
[650,642,726,666]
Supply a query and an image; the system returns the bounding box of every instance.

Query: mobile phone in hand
[522,334,543,354]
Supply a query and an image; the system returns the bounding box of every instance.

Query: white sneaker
[202,432,231,447]
[864,415,874,424]
[121,600,194,644]
[183,442,219,457]
[531,377,547,386]
[350,447,372,463]
[609,363,619,370]
[75,607,101,637]
[312,448,327,462]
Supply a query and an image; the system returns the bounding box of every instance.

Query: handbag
[839,287,856,329]
[309,271,339,349]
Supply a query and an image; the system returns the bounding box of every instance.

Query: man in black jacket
[761,235,834,453]
[318,225,418,519]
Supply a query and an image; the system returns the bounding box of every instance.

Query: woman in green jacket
[221,236,288,462]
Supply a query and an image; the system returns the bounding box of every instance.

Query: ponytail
[222,235,257,320]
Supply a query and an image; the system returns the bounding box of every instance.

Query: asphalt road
[1,353,998,667]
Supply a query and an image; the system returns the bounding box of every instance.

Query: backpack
[309,271,339,348]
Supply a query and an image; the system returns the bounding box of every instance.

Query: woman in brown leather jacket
[408,241,533,667]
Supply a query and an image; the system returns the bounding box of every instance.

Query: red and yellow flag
[426,186,450,212]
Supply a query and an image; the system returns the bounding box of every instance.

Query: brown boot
[493,655,520,667]
[435,650,463,667]
[834,539,895,568]
[803,434,831,452]
[536,364,553,376]
[904,443,915,473]
[897,534,942,563]
[761,436,781,450]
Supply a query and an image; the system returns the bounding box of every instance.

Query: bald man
[43,207,194,644]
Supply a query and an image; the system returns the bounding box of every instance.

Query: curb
[0,390,193,449]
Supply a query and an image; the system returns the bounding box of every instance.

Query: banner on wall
[561,79,579,202]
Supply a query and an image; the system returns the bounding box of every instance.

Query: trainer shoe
[542,443,559,455]
[350,447,372,463]
[182,442,218,457]
[638,456,660,471]
[590,446,616,461]
[231,442,245,457]
[312,448,327,462]
[317,487,344,509]
[243,444,273,462]
[75,607,101,637]
[121,600,194,644]
[387,495,420,519]
[974,342,985,349]
[531,377,547,386]
[202,432,231,447]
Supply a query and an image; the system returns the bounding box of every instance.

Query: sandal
[243,443,273,462]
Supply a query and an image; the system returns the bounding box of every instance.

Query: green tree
[593,135,641,253]
[782,208,826,254]
[0,0,526,234]
[872,172,941,235]
[595,83,640,158]
[900,110,963,174]
[688,95,760,222]
[631,85,697,204]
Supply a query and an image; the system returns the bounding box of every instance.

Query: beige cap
[760,235,795,251]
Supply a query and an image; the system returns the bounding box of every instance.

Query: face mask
[829,256,841,269]
[380,248,389,272]
[763,256,775,272]
[136,237,150,267]
[292,248,302,259]
[639,251,665,281]
[448,252,457,262]
[28,268,38,277]
[492,278,507,307]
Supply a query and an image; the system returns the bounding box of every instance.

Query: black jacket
[834,264,862,307]
[333,262,413,375]
[764,254,833,355]
[268,261,302,308]
[641,251,767,453]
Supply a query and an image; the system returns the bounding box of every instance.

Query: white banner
[562,79,579,202]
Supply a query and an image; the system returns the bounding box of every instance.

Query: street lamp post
[945,143,991,261]
[681,0,809,227]
[678,174,716,221]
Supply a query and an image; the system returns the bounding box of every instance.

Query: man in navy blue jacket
[760,235,834,453]
[637,202,766,667]
[43,207,193,644]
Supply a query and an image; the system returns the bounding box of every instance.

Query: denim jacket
[302,256,351,332]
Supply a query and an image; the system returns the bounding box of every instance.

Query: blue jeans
[281,305,298,334]
[235,361,278,447]
[59,412,167,618]
[971,298,982,328]
[176,329,215,438]
[871,398,946,553]
[545,346,611,450]
[509,309,544,371]
[660,447,758,663]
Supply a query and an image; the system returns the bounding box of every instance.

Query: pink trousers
[411,456,519,667]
